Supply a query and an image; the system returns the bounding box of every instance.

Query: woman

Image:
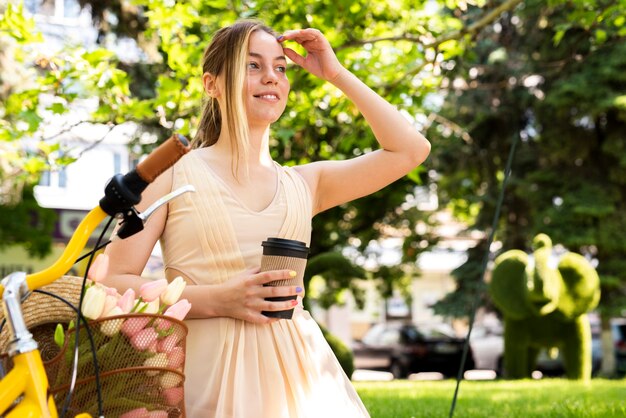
[104,20,430,417]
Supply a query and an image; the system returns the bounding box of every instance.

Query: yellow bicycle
[0,134,192,418]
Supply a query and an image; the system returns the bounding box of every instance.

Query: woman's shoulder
[181,147,204,161]
[289,164,315,189]
[277,163,313,204]
[274,161,302,179]
[167,148,208,184]
[171,148,206,171]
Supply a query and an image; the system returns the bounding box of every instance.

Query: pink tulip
[117,288,135,314]
[163,299,191,321]
[147,411,168,418]
[162,386,184,406]
[120,317,150,338]
[105,286,119,297]
[139,279,168,303]
[154,317,173,332]
[157,334,181,353]
[167,346,185,369]
[87,253,109,283]
[119,407,149,418]
[130,327,159,351]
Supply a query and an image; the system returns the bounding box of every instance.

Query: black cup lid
[262,237,309,258]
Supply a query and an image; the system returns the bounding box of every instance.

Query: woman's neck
[212,124,273,168]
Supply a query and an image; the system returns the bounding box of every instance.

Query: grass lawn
[354,378,626,418]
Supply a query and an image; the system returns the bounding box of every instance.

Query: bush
[319,324,354,378]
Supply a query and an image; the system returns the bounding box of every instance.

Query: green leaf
[487,47,507,64]
[406,166,425,184]
[82,49,115,65]
[19,111,43,133]
[0,2,44,44]
[47,102,67,115]
[54,323,65,348]
[553,29,566,46]
[615,95,626,109]
[23,156,47,174]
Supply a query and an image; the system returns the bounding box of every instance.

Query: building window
[40,170,51,187]
[113,152,121,174]
[25,0,57,17]
[25,0,81,19]
[63,0,81,18]
[58,167,67,188]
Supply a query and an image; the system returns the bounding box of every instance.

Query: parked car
[469,325,504,374]
[352,322,474,379]
[613,318,626,376]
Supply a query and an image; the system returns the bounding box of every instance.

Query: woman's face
[244,30,290,128]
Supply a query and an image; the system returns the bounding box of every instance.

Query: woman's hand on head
[217,268,303,324]
[279,28,345,82]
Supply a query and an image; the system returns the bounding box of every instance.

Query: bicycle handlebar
[99,133,190,215]
[136,133,190,183]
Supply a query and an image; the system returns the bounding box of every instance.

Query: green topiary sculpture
[489,233,600,380]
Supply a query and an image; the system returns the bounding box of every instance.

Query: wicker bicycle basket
[0,276,188,417]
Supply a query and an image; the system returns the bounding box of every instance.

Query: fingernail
[296,286,303,293]
[291,300,298,306]
[276,35,284,41]
[289,270,297,278]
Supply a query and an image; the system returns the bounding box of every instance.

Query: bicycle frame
[0,350,60,417]
[0,133,190,418]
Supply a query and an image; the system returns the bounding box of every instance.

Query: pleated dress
[159,150,370,418]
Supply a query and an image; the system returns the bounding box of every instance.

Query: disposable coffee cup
[260,237,309,319]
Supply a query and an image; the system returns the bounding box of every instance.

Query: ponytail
[193,97,221,149]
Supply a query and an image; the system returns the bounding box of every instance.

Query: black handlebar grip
[99,133,191,216]
[135,133,191,183]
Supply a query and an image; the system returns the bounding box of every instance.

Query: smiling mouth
[254,94,279,100]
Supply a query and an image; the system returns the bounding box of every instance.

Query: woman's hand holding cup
[218,268,303,324]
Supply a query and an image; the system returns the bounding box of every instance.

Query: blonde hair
[194,20,276,178]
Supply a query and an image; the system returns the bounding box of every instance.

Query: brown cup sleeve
[260,255,307,288]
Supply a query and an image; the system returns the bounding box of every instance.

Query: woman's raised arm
[281,29,431,215]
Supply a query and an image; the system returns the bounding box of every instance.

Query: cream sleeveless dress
[160,150,370,418]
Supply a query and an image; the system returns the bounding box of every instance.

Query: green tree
[0,185,56,257]
[0,1,56,254]
[430,0,626,322]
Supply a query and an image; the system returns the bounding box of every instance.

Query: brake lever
[138,184,196,222]
[112,185,196,240]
